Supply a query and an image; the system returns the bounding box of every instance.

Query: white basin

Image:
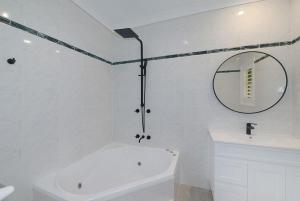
[209,130,300,151]
[0,186,14,201]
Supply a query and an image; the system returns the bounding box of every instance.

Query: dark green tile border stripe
[1,16,299,66]
[0,16,113,65]
[292,36,300,44]
[113,37,299,65]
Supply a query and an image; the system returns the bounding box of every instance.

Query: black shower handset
[141,59,148,133]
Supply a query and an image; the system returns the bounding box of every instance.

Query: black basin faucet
[246,123,257,135]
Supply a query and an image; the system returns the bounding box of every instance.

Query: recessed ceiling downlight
[23,39,32,44]
[2,12,9,18]
[237,10,245,16]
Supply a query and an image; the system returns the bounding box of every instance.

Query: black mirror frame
[212,51,288,114]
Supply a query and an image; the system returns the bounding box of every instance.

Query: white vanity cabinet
[286,167,300,201]
[209,131,300,201]
[248,162,285,201]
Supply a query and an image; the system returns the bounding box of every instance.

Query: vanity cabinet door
[215,157,247,186]
[214,182,247,201]
[286,167,300,201]
[248,162,285,201]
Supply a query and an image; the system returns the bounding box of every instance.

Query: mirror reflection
[213,51,288,114]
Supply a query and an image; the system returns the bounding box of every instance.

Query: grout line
[0,16,299,66]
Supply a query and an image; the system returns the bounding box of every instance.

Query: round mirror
[213,51,288,114]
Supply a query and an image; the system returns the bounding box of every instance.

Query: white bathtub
[34,144,179,201]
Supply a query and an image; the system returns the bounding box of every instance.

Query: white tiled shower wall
[0,0,117,61]
[293,41,300,135]
[112,0,297,188]
[0,0,299,200]
[113,0,292,61]
[291,0,300,136]
[291,0,300,38]
[0,0,117,201]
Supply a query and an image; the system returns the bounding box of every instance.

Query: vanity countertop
[209,131,300,151]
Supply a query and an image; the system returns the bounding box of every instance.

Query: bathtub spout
[139,135,145,143]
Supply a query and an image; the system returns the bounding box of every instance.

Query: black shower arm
[136,37,146,108]
[136,37,148,133]
[136,37,146,67]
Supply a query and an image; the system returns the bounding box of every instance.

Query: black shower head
[115,28,139,39]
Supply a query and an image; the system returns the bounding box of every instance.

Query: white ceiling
[72,0,261,30]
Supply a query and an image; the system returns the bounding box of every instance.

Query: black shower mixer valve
[135,134,151,143]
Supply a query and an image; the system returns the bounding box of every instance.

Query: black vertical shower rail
[115,28,151,134]
[114,28,148,134]
[137,38,148,133]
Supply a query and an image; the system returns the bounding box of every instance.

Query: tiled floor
[175,184,213,201]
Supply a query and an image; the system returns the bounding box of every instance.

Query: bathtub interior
[56,145,177,195]
[34,144,179,201]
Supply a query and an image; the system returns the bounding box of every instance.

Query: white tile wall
[291,0,300,38]
[292,42,300,137]
[291,0,300,137]
[0,0,117,61]
[0,0,299,200]
[112,0,295,189]
[113,0,292,62]
[113,47,294,188]
[0,1,114,201]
